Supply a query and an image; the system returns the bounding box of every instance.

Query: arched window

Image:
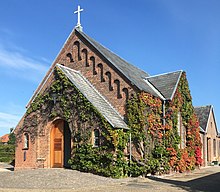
[122,88,129,101]
[114,79,122,99]
[93,129,100,147]
[97,63,105,82]
[66,53,74,62]
[24,133,29,149]
[105,71,113,91]
[74,41,81,61]
[90,56,97,75]
[82,49,89,67]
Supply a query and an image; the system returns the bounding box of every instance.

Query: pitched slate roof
[146,71,183,100]
[75,29,163,98]
[57,64,128,130]
[27,29,183,109]
[194,105,212,132]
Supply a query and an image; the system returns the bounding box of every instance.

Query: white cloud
[40,57,51,64]
[0,42,50,83]
[0,27,49,82]
[0,112,21,135]
[0,112,20,121]
[0,46,48,73]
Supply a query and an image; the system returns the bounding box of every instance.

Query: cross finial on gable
[74,5,83,31]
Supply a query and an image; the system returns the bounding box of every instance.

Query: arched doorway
[50,119,71,168]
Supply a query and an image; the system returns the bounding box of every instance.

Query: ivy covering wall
[17,68,202,177]
[17,67,129,178]
[126,72,202,175]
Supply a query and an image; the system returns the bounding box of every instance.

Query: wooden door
[51,120,64,168]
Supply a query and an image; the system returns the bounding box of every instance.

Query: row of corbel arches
[65,41,129,101]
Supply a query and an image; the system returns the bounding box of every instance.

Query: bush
[0,144,15,163]
[68,144,128,178]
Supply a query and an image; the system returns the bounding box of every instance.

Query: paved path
[0,163,220,192]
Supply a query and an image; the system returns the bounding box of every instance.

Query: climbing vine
[126,72,202,175]
[17,67,129,178]
[17,67,201,177]
[126,93,170,175]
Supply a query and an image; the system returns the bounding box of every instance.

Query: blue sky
[0,0,219,136]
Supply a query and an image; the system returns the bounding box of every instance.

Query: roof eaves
[75,29,149,74]
[145,70,183,100]
[75,29,149,92]
[199,126,206,133]
[210,105,219,134]
[205,105,212,132]
[57,64,129,130]
[57,64,125,120]
[143,78,165,100]
[170,70,183,101]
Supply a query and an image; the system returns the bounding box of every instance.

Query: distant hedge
[0,144,15,163]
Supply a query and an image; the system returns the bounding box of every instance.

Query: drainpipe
[162,100,166,151]
[162,100,166,127]
[129,131,132,177]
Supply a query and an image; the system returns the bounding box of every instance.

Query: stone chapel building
[14,9,202,176]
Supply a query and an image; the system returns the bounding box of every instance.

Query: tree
[8,132,16,145]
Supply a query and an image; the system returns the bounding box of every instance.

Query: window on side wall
[177,112,186,149]
[93,129,100,147]
[24,133,29,149]
[213,139,216,157]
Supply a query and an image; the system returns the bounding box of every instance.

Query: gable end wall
[52,31,138,116]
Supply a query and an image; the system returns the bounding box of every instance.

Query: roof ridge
[194,105,212,108]
[75,28,150,78]
[146,70,183,100]
[146,70,183,79]
[75,29,163,98]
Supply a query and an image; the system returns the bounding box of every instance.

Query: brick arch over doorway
[50,119,71,168]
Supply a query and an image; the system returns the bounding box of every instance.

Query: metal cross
[74,5,83,29]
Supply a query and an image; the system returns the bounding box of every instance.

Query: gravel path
[0,168,119,189]
[0,165,183,192]
[0,163,220,192]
